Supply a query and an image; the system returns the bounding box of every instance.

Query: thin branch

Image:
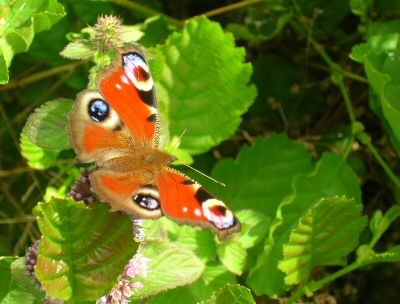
[190,0,264,19]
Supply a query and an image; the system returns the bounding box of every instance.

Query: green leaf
[35,198,139,301]
[178,230,218,262]
[369,206,400,244]
[364,51,400,152]
[207,284,256,304]
[0,256,39,304]
[20,133,61,170]
[156,16,257,155]
[278,196,367,285]
[349,32,400,154]
[121,25,145,44]
[350,0,373,22]
[216,210,270,276]
[357,245,400,265]
[218,241,246,276]
[208,135,313,218]
[0,0,65,84]
[137,15,175,47]
[368,19,400,36]
[146,217,218,262]
[11,257,46,301]
[148,47,165,83]
[23,99,73,150]
[130,240,205,299]
[190,262,236,302]
[370,210,388,236]
[384,205,400,222]
[363,245,400,264]
[146,216,203,241]
[60,40,96,59]
[237,210,270,248]
[145,285,196,304]
[350,34,400,63]
[247,152,362,296]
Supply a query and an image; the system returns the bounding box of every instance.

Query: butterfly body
[68,45,241,240]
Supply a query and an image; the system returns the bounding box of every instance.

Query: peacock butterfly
[67,45,241,240]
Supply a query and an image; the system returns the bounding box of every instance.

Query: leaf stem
[110,0,183,27]
[358,133,400,189]
[343,135,355,160]
[190,0,265,19]
[289,18,358,158]
[338,79,356,124]
[342,70,369,83]
[307,62,368,83]
[285,261,360,303]
[0,60,89,92]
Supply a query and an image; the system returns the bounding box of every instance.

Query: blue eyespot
[88,99,109,122]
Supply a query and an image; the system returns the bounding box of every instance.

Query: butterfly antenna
[178,161,226,187]
[170,126,190,154]
[171,126,225,186]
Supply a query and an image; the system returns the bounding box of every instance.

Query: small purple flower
[24,240,43,291]
[124,253,150,279]
[96,279,144,304]
[68,167,99,205]
[25,240,62,303]
[97,252,149,303]
[43,296,64,304]
[130,215,145,241]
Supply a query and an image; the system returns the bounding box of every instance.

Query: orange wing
[68,45,159,165]
[97,46,159,146]
[157,168,241,240]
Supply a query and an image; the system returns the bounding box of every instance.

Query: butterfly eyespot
[89,99,109,122]
[202,199,235,230]
[123,53,153,92]
[125,54,150,80]
[133,185,161,211]
[133,194,160,210]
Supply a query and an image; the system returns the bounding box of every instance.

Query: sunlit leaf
[278,196,367,285]
[190,262,236,302]
[207,284,255,304]
[35,198,139,301]
[0,257,39,303]
[208,135,313,218]
[0,0,65,83]
[130,240,205,299]
[247,153,362,296]
[11,257,45,301]
[20,133,61,170]
[23,99,73,150]
[156,16,257,154]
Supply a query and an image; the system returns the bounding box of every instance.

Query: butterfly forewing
[96,46,160,148]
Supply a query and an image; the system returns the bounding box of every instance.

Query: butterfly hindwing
[90,167,163,219]
[157,168,241,240]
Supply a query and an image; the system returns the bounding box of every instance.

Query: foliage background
[1,0,400,303]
